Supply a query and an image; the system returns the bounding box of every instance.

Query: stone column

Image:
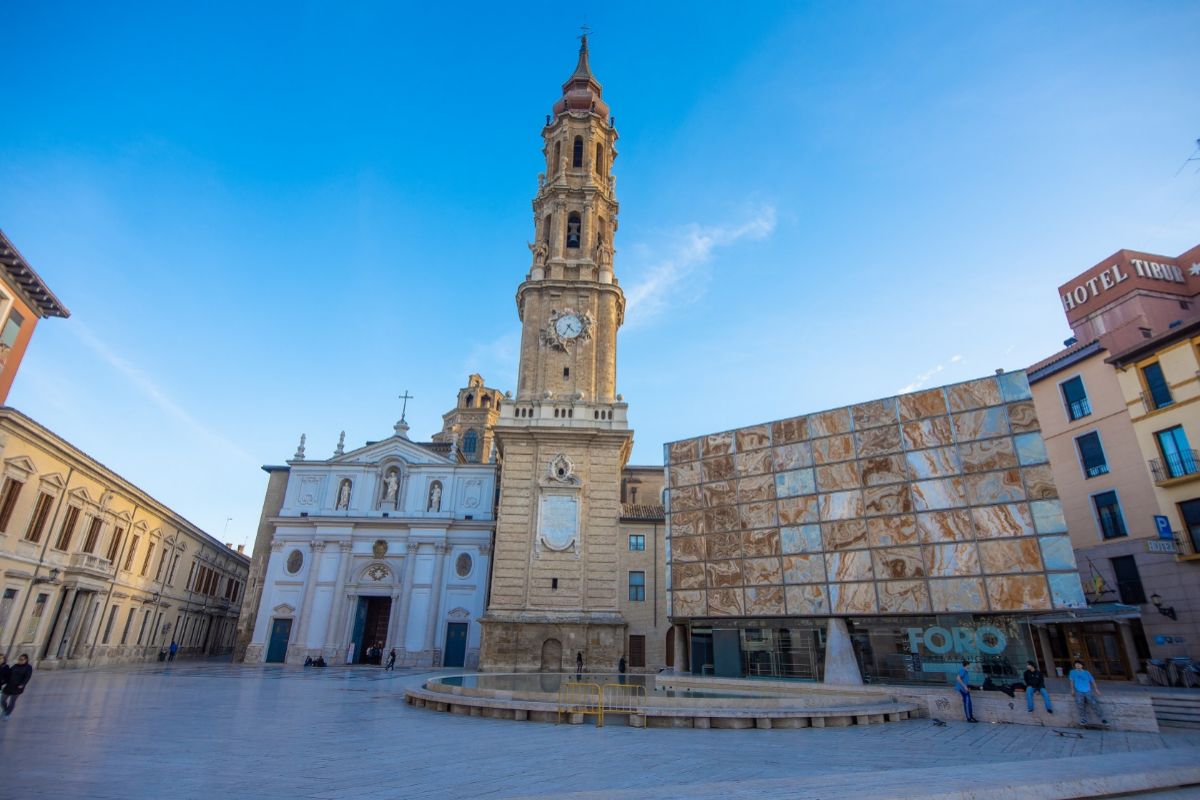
[44,586,78,661]
[293,541,325,656]
[393,541,419,661]
[324,542,353,656]
[673,624,688,675]
[422,543,449,663]
[1117,621,1142,679]
[822,618,863,685]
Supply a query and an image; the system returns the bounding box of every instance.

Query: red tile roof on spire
[552,35,609,119]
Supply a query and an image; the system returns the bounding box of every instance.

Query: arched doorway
[540,638,562,672]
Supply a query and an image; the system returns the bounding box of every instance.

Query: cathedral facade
[478,37,635,672]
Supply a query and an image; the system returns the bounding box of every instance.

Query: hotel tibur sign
[1059,249,1200,322]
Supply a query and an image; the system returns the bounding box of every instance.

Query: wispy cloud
[463,329,520,392]
[624,204,777,325]
[69,323,259,467]
[897,354,963,395]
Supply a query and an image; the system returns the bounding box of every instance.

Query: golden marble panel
[737,475,776,504]
[707,588,744,616]
[670,510,705,536]
[901,417,955,450]
[979,537,1043,574]
[735,424,772,452]
[701,480,737,507]
[911,477,968,510]
[822,519,869,550]
[819,490,864,520]
[671,590,706,617]
[861,455,908,486]
[906,447,961,480]
[816,461,862,492]
[743,556,784,585]
[986,575,1050,611]
[964,469,1025,505]
[701,456,736,483]
[899,388,948,421]
[812,434,856,465]
[740,501,779,530]
[785,584,828,615]
[771,416,809,444]
[742,527,780,558]
[970,503,1034,539]
[810,407,852,438]
[669,535,705,562]
[929,578,986,612]
[669,461,703,489]
[745,586,786,616]
[856,425,903,458]
[782,554,826,584]
[672,561,706,590]
[1022,464,1057,500]
[1006,401,1039,434]
[947,377,1003,412]
[777,496,819,525]
[772,442,813,471]
[668,438,699,463]
[852,397,898,430]
[878,580,931,614]
[703,505,740,533]
[873,546,926,579]
[669,485,704,512]
[952,407,1010,441]
[959,438,1018,473]
[705,559,743,588]
[917,510,975,543]
[734,448,774,477]
[825,550,874,582]
[703,531,741,561]
[701,431,736,458]
[863,483,914,516]
[924,542,981,577]
[830,582,877,614]
[868,515,919,547]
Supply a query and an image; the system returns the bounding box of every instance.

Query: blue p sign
[1154,515,1173,540]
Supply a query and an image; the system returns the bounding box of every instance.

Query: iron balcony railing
[1067,398,1092,420]
[1150,450,1200,483]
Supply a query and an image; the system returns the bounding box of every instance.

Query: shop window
[1142,362,1173,409]
[1093,491,1127,540]
[24,492,52,543]
[1075,432,1109,478]
[629,533,645,551]
[1110,555,1147,605]
[1060,376,1091,421]
[0,477,23,532]
[1154,426,1197,480]
[628,571,645,601]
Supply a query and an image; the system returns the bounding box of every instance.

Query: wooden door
[266,618,292,663]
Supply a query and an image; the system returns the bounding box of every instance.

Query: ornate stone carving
[294,434,306,460]
[447,607,471,619]
[364,563,390,582]
[285,550,304,574]
[463,478,482,509]
[372,539,388,559]
[545,453,580,485]
[528,239,548,267]
[542,308,594,351]
[298,476,321,506]
[455,552,473,577]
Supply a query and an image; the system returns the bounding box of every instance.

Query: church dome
[552,35,609,119]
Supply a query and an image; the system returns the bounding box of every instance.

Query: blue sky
[2,2,1197,548]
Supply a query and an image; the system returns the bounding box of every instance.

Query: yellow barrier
[557,682,604,727]
[602,683,646,714]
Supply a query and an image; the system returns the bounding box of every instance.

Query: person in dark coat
[168,641,178,662]
[2,654,32,718]
[385,648,397,672]
[575,651,584,679]
[618,655,627,685]
[0,654,10,695]
[1023,660,1053,714]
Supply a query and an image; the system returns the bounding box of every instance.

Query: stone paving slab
[2,660,1199,800]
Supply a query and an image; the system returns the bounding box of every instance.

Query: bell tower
[479,36,634,672]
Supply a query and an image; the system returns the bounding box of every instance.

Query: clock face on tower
[555,314,583,339]
[545,308,593,351]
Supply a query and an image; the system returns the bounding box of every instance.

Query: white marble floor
[2,659,1198,799]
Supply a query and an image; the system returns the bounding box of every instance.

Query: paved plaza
[2,659,1200,799]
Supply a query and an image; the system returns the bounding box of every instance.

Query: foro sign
[905,625,1007,656]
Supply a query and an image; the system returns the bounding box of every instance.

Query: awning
[1027,602,1142,625]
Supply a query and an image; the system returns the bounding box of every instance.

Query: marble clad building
[665,370,1089,686]
[241,379,498,667]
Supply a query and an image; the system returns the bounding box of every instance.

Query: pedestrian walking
[1023,660,1053,714]
[956,659,979,723]
[575,651,583,680]
[1,654,32,718]
[618,654,626,685]
[168,641,178,662]
[1068,660,1107,726]
[0,654,9,694]
[385,648,397,671]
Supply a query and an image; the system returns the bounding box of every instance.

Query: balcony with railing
[67,552,114,577]
[1149,450,1200,484]
[1067,398,1092,421]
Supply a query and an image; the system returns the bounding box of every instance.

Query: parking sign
[1154,515,1173,540]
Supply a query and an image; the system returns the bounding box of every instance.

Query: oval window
[286,549,304,574]
[455,552,473,578]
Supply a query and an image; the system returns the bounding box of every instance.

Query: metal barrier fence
[557,682,604,727]
[602,683,646,714]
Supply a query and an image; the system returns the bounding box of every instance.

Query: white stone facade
[245,426,495,667]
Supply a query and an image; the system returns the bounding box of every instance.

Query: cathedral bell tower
[479,36,634,672]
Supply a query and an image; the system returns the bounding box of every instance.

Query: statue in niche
[528,239,548,268]
[382,468,400,505]
[427,480,442,512]
[336,479,352,510]
[595,236,613,268]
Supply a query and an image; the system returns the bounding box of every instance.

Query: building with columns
[241,384,498,667]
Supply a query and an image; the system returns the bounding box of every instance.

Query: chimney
[237,544,245,554]
[226,542,233,549]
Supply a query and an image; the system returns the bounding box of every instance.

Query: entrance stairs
[1151,693,1200,729]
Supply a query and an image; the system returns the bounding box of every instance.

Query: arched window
[567,212,581,249]
[553,141,561,173]
[543,214,552,244]
[482,396,492,408]
[463,429,479,456]
[572,136,583,168]
[465,394,474,408]
[595,143,603,174]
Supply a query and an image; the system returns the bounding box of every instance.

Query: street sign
[1154,515,1173,540]
[1148,539,1179,554]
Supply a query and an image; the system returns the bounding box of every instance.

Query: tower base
[479,611,626,673]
